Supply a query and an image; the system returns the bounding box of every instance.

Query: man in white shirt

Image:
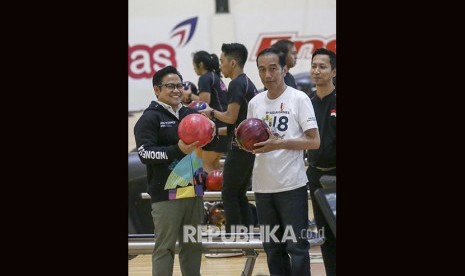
[247,47,320,276]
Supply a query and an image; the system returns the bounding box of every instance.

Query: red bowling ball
[178,114,215,147]
[205,169,223,191]
[235,118,270,152]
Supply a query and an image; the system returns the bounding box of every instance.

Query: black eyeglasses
[158,83,184,91]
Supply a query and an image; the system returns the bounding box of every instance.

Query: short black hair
[256,47,286,68]
[152,65,183,87]
[312,48,336,70]
[221,43,248,68]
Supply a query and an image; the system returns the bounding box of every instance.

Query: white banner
[129,0,336,111]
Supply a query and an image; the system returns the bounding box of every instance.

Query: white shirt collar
[157,101,182,119]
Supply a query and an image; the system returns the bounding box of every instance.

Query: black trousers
[306,165,336,276]
[221,147,255,233]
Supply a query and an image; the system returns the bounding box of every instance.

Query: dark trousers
[255,186,311,276]
[221,147,255,233]
[307,165,336,276]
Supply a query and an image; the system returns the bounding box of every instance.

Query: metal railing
[140,190,312,201]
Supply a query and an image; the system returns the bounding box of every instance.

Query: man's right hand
[178,139,199,154]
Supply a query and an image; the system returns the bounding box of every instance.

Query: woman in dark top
[183,50,231,173]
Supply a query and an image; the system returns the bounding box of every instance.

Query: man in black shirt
[306,48,337,276]
[200,43,258,234]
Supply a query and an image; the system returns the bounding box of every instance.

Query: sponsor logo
[170,17,198,47]
[250,32,336,61]
[128,17,198,79]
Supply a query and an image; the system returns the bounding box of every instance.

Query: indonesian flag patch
[330,109,336,117]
